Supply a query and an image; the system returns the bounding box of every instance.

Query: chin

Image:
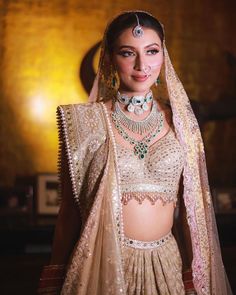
[129,84,154,94]
[121,82,154,95]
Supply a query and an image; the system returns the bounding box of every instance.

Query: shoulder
[57,102,107,137]
[156,99,173,126]
[57,102,105,125]
[57,101,102,114]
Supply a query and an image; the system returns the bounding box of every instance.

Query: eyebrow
[118,43,161,50]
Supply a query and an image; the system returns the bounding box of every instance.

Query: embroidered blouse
[116,128,185,205]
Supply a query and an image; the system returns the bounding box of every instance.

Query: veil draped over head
[88,11,232,295]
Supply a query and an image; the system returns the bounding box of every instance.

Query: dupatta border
[57,105,80,208]
[56,103,107,214]
[101,102,125,249]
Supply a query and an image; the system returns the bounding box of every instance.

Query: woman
[38,11,232,295]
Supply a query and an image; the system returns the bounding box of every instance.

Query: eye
[146,49,159,55]
[118,50,135,57]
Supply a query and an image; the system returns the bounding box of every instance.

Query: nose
[134,54,146,72]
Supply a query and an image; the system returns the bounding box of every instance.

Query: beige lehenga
[123,232,184,295]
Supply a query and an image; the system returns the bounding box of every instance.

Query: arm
[178,187,196,294]
[38,149,82,294]
[50,151,82,265]
[173,175,196,294]
[178,176,193,270]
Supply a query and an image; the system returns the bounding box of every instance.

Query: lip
[132,75,149,82]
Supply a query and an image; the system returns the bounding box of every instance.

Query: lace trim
[121,191,177,205]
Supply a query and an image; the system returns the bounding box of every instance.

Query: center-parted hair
[106,12,164,53]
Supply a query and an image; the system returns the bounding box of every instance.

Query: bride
[38,11,232,295]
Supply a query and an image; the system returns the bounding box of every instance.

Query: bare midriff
[103,100,180,242]
[122,198,175,241]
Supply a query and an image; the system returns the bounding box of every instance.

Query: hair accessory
[117,90,153,115]
[132,14,144,38]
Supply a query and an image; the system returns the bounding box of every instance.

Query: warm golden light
[30,94,49,122]
[1,5,99,184]
[1,2,235,187]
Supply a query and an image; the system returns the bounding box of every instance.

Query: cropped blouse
[116,128,185,205]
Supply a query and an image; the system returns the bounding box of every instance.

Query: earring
[112,76,117,88]
[155,77,161,86]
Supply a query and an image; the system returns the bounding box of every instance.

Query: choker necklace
[113,100,161,135]
[117,90,153,115]
[111,111,164,159]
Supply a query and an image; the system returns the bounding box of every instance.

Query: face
[111,27,163,96]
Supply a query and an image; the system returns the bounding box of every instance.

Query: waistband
[124,231,173,250]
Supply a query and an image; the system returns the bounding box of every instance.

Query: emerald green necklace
[111,108,164,160]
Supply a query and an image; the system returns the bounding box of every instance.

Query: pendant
[134,142,148,159]
[127,103,135,112]
[134,107,144,115]
[132,25,144,38]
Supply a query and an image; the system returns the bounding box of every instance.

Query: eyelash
[147,49,159,55]
[118,49,159,57]
[118,51,135,57]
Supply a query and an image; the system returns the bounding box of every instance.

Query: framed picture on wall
[36,173,60,215]
[212,187,236,214]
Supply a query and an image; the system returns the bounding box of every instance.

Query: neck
[118,88,150,98]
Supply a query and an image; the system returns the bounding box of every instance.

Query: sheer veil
[88,11,233,295]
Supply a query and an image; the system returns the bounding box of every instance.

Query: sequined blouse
[116,128,185,205]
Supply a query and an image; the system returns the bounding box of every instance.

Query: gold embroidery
[116,129,184,205]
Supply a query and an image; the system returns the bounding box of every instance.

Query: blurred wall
[0,0,236,186]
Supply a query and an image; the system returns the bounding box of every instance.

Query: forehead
[114,27,162,48]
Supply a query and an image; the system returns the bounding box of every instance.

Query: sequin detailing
[123,232,185,295]
[124,231,172,249]
[57,103,107,209]
[116,129,184,205]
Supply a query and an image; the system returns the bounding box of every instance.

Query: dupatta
[58,11,232,295]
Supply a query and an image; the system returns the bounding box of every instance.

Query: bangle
[38,264,66,295]
[183,269,196,294]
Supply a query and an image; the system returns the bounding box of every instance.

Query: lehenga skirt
[122,232,185,295]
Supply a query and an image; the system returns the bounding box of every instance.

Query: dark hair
[106,12,164,53]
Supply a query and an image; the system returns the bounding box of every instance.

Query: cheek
[150,54,164,72]
[113,58,133,75]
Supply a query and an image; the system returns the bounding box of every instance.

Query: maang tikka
[132,13,144,38]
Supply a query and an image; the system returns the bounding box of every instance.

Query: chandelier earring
[112,75,117,88]
[155,77,161,86]
[111,67,119,90]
